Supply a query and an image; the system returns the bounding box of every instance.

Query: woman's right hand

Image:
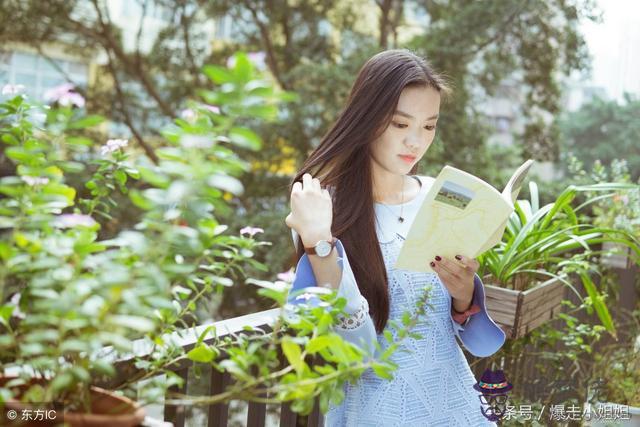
[285,173,333,247]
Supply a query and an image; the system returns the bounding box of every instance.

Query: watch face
[315,240,331,257]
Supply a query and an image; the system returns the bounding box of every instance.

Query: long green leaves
[479,180,640,336]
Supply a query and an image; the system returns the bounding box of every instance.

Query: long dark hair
[290,49,449,333]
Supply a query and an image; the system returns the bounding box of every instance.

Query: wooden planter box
[483,276,566,339]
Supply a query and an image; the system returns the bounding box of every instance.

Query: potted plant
[477,179,640,339]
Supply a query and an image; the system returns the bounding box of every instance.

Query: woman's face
[370,85,441,174]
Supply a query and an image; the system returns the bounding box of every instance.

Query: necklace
[378,175,406,223]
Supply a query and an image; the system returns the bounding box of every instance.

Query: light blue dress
[287,175,505,426]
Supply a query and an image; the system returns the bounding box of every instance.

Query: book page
[394,165,513,273]
[502,159,534,205]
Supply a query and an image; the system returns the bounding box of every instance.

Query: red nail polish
[430,261,435,267]
[435,255,441,261]
[455,255,462,260]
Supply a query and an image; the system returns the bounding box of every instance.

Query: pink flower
[2,84,26,95]
[52,213,97,228]
[247,52,267,70]
[277,268,295,283]
[44,83,85,108]
[240,226,264,237]
[202,104,220,114]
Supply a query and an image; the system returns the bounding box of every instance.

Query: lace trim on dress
[336,297,369,330]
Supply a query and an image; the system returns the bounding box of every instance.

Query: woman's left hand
[431,254,479,310]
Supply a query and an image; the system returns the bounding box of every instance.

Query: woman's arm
[296,228,342,291]
[288,229,378,356]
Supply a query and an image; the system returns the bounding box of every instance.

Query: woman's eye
[425,125,436,131]
[392,122,408,129]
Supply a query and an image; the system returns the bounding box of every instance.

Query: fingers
[432,256,463,280]
[453,254,480,273]
[433,263,458,285]
[431,255,478,278]
[302,173,313,190]
[301,173,323,192]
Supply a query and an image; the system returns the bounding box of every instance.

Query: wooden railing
[96,308,325,427]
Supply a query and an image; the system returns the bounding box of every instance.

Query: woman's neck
[373,173,417,204]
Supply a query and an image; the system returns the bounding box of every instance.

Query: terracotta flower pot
[1,376,145,427]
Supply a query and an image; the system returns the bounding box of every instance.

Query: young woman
[285,49,505,426]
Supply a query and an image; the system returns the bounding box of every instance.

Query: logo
[473,368,513,422]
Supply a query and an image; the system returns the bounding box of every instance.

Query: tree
[0,0,600,303]
[557,94,640,181]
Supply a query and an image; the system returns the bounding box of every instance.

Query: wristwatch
[304,237,338,257]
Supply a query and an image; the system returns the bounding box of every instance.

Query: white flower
[180,108,196,122]
[100,138,128,156]
[179,134,214,149]
[21,176,50,186]
[9,293,25,319]
[240,226,264,237]
[2,84,26,95]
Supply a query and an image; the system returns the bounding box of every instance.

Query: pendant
[398,217,404,223]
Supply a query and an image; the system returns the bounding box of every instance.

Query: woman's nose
[405,135,421,150]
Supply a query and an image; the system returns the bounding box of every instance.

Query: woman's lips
[399,155,416,164]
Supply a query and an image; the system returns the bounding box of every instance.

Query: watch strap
[303,236,337,255]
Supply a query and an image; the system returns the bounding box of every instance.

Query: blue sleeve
[287,238,378,356]
[449,274,506,357]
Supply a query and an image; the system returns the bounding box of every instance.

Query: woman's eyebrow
[394,109,439,120]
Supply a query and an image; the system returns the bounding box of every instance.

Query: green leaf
[317,312,332,335]
[109,315,155,332]
[402,311,411,327]
[281,337,304,374]
[233,53,253,82]
[306,336,331,354]
[203,65,235,84]
[0,305,14,326]
[91,360,116,377]
[372,363,394,380]
[67,115,105,130]
[228,127,262,151]
[114,169,127,186]
[579,272,616,338]
[187,344,218,363]
[49,372,74,394]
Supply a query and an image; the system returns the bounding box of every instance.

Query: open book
[394,159,534,272]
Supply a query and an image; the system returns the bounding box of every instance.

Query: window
[0,50,89,101]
